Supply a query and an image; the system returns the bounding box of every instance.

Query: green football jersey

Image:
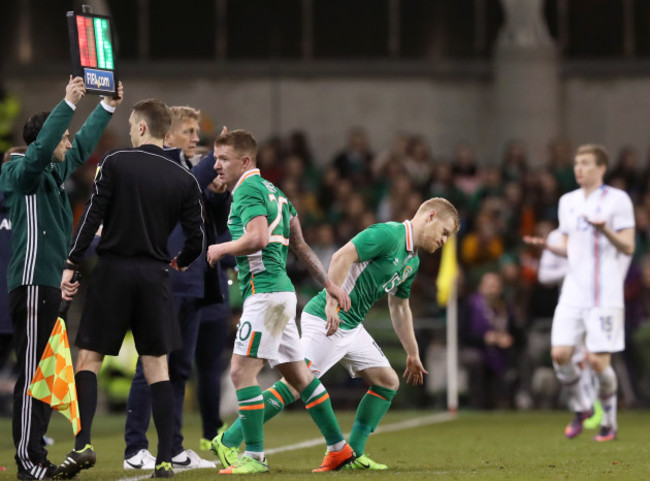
[229,169,297,301]
[304,221,420,329]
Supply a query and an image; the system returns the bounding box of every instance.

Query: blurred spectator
[499,256,528,327]
[428,161,469,221]
[279,155,321,226]
[534,169,560,224]
[451,142,481,197]
[470,166,503,213]
[607,146,642,202]
[403,135,433,191]
[332,127,374,187]
[372,132,410,178]
[256,138,283,186]
[619,256,645,406]
[546,139,577,194]
[286,130,315,165]
[633,205,650,259]
[461,211,505,286]
[372,136,410,210]
[500,140,528,183]
[324,177,354,230]
[337,191,370,243]
[501,181,533,249]
[309,224,337,271]
[461,272,517,409]
[317,165,341,218]
[285,130,320,191]
[400,191,425,221]
[359,209,377,230]
[376,173,413,223]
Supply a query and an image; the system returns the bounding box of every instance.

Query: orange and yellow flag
[27,318,80,435]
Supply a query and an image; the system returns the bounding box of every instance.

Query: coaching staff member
[53,99,205,480]
[0,76,121,481]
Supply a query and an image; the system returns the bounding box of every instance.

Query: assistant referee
[53,99,205,480]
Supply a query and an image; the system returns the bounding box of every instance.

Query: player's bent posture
[206,129,353,474]
[214,197,460,470]
[524,144,634,442]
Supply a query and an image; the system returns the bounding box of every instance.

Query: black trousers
[11,285,61,471]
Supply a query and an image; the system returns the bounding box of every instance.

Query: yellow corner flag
[436,235,459,306]
[27,317,80,435]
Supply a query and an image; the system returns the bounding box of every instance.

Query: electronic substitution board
[66,11,118,95]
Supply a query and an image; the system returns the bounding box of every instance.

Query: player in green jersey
[206,129,354,474]
[214,197,459,470]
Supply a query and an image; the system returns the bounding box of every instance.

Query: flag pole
[436,236,459,414]
[446,278,458,413]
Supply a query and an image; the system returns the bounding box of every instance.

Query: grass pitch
[1,410,649,480]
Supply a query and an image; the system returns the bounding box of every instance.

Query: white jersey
[540,228,632,289]
[538,229,568,286]
[557,185,634,309]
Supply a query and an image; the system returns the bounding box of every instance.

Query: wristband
[63,261,77,270]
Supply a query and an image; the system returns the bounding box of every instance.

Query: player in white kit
[525,144,634,442]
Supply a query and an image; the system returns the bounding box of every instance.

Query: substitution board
[66,11,118,96]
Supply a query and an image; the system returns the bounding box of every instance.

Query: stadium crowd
[54,125,650,412]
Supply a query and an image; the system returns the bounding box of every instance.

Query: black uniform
[68,144,204,356]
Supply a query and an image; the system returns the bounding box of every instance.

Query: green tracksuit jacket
[0,100,112,291]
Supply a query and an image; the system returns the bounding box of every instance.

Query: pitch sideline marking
[118,411,457,481]
[267,411,456,455]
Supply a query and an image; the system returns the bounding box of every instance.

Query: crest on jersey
[382,264,414,293]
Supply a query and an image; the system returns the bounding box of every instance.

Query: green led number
[93,18,113,69]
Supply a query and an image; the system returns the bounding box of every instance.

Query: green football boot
[151,461,174,478]
[583,400,604,430]
[201,422,229,451]
[219,455,269,474]
[199,438,212,452]
[210,432,240,468]
[343,453,388,470]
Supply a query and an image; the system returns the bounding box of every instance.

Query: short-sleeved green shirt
[304,221,420,329]
[229,169,297,301]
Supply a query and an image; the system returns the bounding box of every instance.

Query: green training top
[304,220,420,329]
[228,168,296,301]
[0,100,112,290]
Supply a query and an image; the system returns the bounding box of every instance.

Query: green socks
[224,378,347,452]
[235,386,265,453]
[300,377,344,447]
[349,385,396,455]
[223,381,296,448]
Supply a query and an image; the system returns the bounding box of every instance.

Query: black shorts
[75,257,182,356]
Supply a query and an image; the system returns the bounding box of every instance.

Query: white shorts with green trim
[233,292,304,367]
[300,312,391,378]
[551,304,625,353]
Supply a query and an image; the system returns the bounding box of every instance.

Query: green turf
[1,410,649,480]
